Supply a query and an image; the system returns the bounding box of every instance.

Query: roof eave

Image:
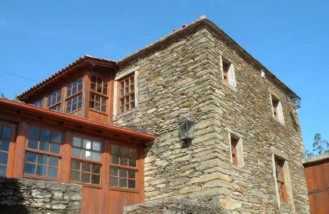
[0,98,155,143]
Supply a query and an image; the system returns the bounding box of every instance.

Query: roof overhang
[0,98,155,144]
[17,56,117,101]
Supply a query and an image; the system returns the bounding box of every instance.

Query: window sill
[71,181,102,189]
[110,187,139,193]
[89,108,108,116]
[23,174,57,182]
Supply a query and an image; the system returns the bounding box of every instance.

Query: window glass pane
[82,162,91,172]
[36,165,47,176]
[24,163,35,174]
[40,129,50,143]
[72,148,81,158]
[50,143,60,153]
[84,151,92,160]
[91,152,100,161]
[119,169,128,178]
[128,180,135,189]
[92,175,100,184]
[0,140,9,151]
[28,139,38,150]
[93,142,101,151]
[111,167,119,176]
[71,171,80,181]
[28,127,39,140]
[0,152,8,164]
[48,167,57,177]
[73,137,82,147]
[25,152,37,163]
[49,157,58,167]
[119,178,127,188]
[112,155,119,164]
[82,173,90,183]
[0,165,6,176]
[83,140,92,149]
[71,160,80,170]
[111,176,119,186]
[39,141,49,152]
[51,132,62,144]
[37,155,47,165]
[2,127,12,140]
[128,170,135,179]
[93,164,101,174]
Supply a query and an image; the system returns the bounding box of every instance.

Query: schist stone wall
[0,177,81,214]
[123,198,225,214]
[114,25,310,213]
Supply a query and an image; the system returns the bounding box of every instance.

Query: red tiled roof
[17,55,117,101]
[0,98,155,143]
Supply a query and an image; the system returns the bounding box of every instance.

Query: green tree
[312,133,329,155]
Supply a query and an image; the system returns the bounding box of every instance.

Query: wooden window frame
[274,156,289,203]
[66,79,83,113]
[70,136,102,185]
[0,121,15,177]
[109,144,138,190]
[48,89,62,112]
[24,126,63,180]
[90,75,108,113]
[118,73,135,114]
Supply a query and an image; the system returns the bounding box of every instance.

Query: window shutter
[228,65,236,88]
[277,102,285,124]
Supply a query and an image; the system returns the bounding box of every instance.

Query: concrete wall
[114,25,309,213]
[0,177,81,214]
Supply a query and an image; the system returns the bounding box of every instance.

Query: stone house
[0,17,309,213]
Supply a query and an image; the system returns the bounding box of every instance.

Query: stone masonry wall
[205,29,309,213]
[114,25,309,213]
[115,28,224,204]
[123,198,226,214]
[0,177,81,214]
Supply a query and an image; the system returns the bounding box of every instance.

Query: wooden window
[0,122,14,176]
[271,94,285,124]
[222,57,236,88]
[90,76,108,112]
[24,126,62,178]
[91,75,107,95]
[110,145,137,189]
[66,79,83,113]
[118,73,135,113]
[48,89,62,111]
[275,156,288,203]
[71,137,101,185]
[229,133,242,167]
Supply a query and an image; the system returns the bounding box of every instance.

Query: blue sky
[1,0,328,151]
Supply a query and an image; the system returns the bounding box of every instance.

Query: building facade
[0,18,309,213]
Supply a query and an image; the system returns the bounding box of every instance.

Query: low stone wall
[0,177,81,214]
[124,198,226,214]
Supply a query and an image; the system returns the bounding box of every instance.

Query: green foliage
[305,133,329,158]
